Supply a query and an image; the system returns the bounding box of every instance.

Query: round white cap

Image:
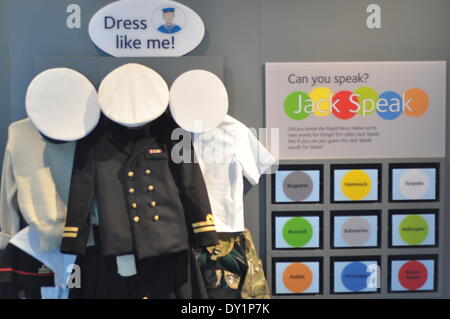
[98,63,169,127]
[25,68,101,141]
[169,69,228,133]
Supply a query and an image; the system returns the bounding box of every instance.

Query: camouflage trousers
[198,228,270,299]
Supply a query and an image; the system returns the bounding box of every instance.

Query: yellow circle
[128,171,134,177]
[310,87,333,117]
[341,170,372,200]
[133,216,140,223]
[153,215,160,221]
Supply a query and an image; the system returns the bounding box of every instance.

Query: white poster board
[265,61,446,160]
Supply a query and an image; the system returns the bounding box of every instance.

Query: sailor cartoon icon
[157,7,182,34]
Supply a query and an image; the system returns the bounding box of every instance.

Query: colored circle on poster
[376,91,403,120]
[332,90,358,120]
[283,262,313,293]
[399,215,429,245]
[355,87,378,116]
[310,87,332,117]
[341,170,372,201]
[282,217,314,247]
[341,262,370,292]
[284,91,311,120]
[398,260,428,290]
[404,88,429,117]
[341,216,371,246]
[283,171,314,201]
[399,169,430,200]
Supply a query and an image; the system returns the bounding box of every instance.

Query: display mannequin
[62,63,218,299]
[0,68,101,298]
[169,69,277,298]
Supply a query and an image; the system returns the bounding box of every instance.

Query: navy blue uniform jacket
[60,114,218,259]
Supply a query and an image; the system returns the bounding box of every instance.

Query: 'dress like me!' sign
[89,0,205,57]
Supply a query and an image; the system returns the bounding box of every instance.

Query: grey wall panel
[0,0,448,298]
[0,0,11,167]
[260,0,450,61]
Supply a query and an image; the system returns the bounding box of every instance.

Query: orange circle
[282,262,313,293]
[404,88,429,117]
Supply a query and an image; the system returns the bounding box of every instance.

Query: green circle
[399,215,429,245]
[282,217,313,247]
[284,91,311,120]
[355,87,378,116]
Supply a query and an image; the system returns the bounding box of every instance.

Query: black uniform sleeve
[60,135,96,255]
[175,140,218,248]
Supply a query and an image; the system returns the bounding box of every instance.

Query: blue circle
[376,91,403,120]
[341,262,369,292]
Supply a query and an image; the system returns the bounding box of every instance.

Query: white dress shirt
[193,115,276,233]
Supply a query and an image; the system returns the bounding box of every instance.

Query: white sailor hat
[169,69,228,133]
[25,68,101,142]
[98,63,169,127]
